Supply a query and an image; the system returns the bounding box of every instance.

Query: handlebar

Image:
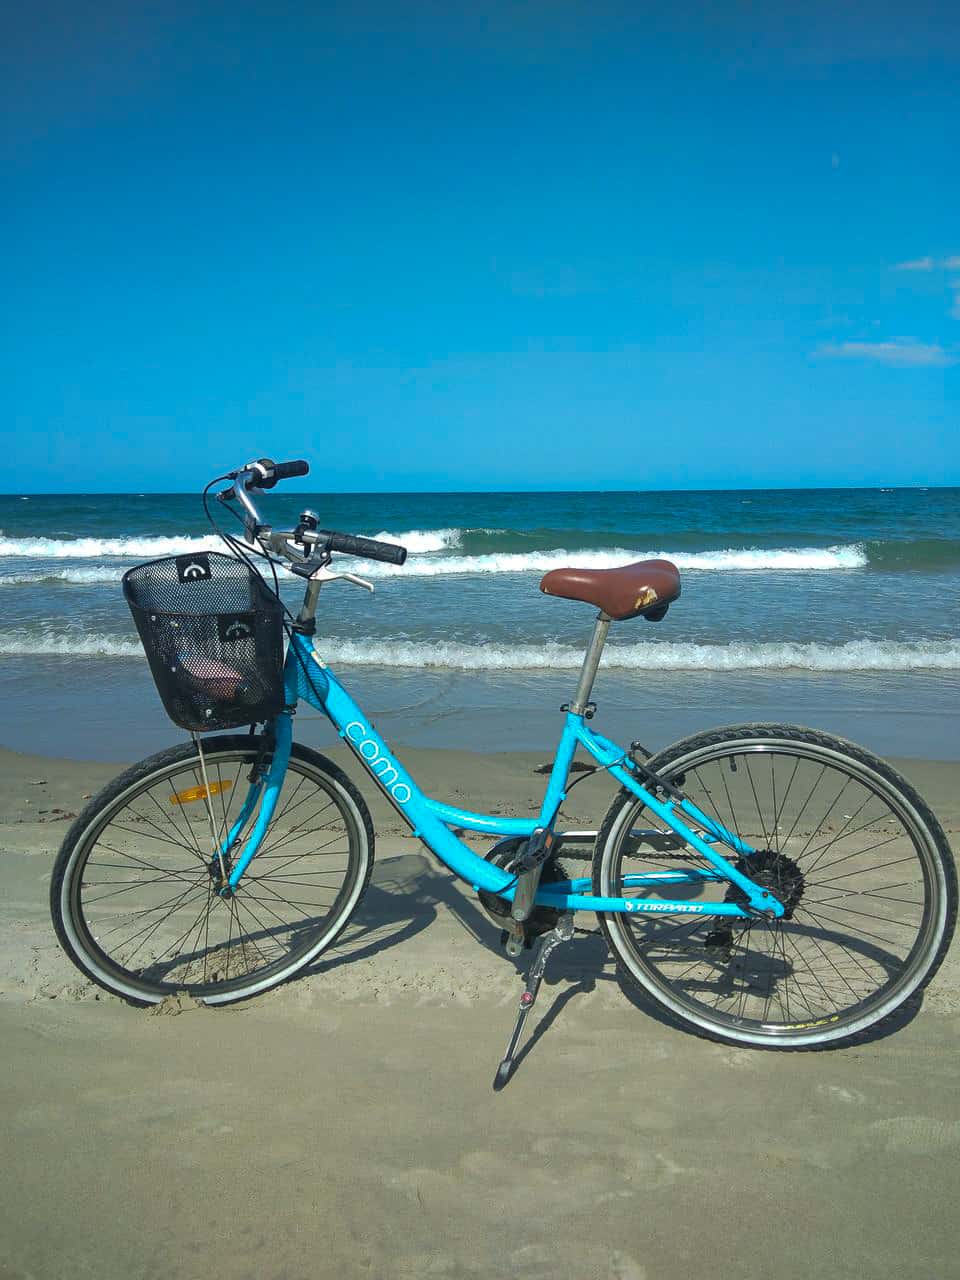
[242,457,310,490]
[312,530,407,566]
[215,456,408,569]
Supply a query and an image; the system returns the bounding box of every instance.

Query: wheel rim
[601,737,947,1042]
[63,749,364,999]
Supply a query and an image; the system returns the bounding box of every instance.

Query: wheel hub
[207,855,233,889]
[725,848,805,919]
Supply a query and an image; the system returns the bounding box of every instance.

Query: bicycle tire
[51,735,375,1005]
[594,723,957,1048]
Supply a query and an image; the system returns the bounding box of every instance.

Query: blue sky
[3,1,958,492]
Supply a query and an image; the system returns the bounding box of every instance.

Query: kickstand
[492,914,575,1091]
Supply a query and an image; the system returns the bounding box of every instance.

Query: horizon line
[8,481,958,498]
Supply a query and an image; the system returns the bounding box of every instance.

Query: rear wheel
[594,724,956,1048]
[51,736,374,1005]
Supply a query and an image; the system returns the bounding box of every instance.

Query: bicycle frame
[218,634,782,920]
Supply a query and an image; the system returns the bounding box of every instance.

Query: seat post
[570,613,611,715]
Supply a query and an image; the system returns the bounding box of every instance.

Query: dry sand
[1,742,959,1279]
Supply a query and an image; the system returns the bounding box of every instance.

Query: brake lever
[256,526,375,592]
[312,565,374,592]
[285,558,374,591]
[337,572,375,593]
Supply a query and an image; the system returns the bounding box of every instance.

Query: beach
[2,484,959,1276]
[2,741,959,1279]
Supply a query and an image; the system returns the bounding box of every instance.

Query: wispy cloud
[894,255,960,271]
[819,258,960,370]
[817,339,955,367]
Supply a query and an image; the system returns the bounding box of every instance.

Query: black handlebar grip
[248,458,310,490]
[318,530,407,566]
[272,459,309,481]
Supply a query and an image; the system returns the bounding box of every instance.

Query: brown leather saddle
[540,558,681,621]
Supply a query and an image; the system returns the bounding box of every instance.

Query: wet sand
[1,743,959,1279]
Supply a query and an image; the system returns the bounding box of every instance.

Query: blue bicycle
[51,457,957,1084]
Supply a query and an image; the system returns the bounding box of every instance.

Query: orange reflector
[169,780,233,805]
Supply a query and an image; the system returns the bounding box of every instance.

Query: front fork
[203,714,294,895]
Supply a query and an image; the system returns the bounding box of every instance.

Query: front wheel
[51,736,374,1005]
[594,724,957,1048]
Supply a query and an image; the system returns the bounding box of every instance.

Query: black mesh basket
[122,551,286,732]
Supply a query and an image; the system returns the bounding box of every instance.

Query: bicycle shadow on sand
[301,846,927,1079]
[301,845,609,986]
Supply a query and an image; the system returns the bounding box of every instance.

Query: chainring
[478,839,575,938]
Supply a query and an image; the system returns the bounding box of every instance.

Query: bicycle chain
[479,844,601,940]
[551,855,605,937]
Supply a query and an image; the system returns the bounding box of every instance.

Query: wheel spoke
[743,755,771,849]
[61,747,366,1002]
[771,756,800,852]
[153,784,210,864]
[601,731,951,1045]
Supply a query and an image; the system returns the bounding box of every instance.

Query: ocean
[1,487,958,761]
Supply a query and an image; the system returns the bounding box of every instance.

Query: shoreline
[2,742,959,837]
[2,657,958,765]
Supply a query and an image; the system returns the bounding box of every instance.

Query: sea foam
[0,538,869,578]
[0,535,222,559]
[0,528,461,560]
[371,527,462,553]
[4,634,957,670]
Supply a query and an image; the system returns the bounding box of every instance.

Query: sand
[1,742,959,1279]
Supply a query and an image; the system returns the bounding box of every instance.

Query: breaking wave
[0,535,222,559]
[0,541,869,582]
[2,527,958,573]
[0,528,459,560]
[371,527,461,553]
[314,637,960,671]
[356,545,868,576]
[3,633,957,671]
[0,634,144,657]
